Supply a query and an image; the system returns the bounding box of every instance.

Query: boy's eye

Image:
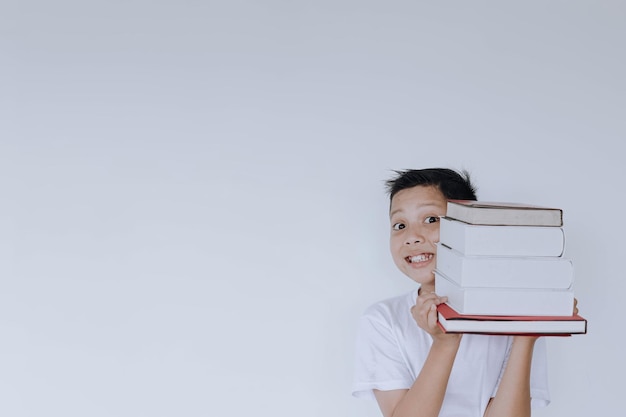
[424,216,440,224]
[392,223,405,231]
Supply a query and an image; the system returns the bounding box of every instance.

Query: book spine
[439,217,565,257]
[435,243,574,289]
[435,271,575,316]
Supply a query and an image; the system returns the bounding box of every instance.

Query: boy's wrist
[511,335,539,349]
[432,334,462,350]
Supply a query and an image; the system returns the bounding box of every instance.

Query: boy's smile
[406,253,434,264]
[389,185,448,289]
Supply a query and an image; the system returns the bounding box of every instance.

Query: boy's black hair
[385,168,478,202]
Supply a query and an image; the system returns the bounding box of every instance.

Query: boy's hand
[411,291,460,342]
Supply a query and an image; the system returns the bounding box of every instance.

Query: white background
[1,1,624,416]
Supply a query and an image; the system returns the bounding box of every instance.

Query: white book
[435,243,574,289]
[439,216,566,257]
[434,270,575,316]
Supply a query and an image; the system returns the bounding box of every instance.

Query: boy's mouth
[405,253,433,264]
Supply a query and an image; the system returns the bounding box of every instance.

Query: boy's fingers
[427,304,438,328]
[417,291,440,304]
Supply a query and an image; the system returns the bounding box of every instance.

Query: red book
[437,303,587,336]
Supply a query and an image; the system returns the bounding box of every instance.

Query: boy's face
[389,185,447,286]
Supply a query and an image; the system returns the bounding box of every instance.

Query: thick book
[435,243,574,289]
[437,303,587,335]
[434,270,575,316]
[439,216,566,257]
[446,200,563,227]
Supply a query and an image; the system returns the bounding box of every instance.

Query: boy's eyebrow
[389,207,408,218]
[389,202,444,218]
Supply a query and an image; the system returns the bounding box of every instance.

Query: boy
[352,168,550,417]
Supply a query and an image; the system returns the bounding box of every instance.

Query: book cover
[439,216,566,257]
[436,303,587,335]
[435,243,574,289]
[447,200,563,227]
[434,270,575,316]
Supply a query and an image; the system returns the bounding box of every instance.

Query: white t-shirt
[352,289,550,417]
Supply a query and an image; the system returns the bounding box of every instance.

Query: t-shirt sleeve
[529,337,550,408]
[351,309,414,400]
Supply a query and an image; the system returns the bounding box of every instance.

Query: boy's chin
[405,272,435,286]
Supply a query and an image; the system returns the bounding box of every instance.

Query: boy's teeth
[410,254,430,263]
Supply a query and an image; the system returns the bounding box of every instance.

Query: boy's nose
[404,227,424,244]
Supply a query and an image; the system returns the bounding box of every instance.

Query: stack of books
[435,200,587,336]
